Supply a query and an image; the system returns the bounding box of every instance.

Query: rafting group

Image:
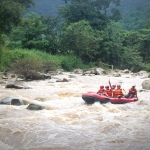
[82,82,138,104]
[97,84,137,98]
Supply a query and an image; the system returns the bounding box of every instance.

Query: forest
[0,0,150,77]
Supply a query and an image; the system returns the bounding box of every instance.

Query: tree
[7,13,59,53]
[59,20,102,62]
[98,22,124,66]
[121,47,143,71]
[120,2,150,31]
[59,0,121,30]
[0,0,34,34]
[120,31,144,71]
[138,28,150,63]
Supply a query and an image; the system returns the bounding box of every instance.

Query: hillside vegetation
[0,0,150,77]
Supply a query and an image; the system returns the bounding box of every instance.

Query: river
[0,73,150,150]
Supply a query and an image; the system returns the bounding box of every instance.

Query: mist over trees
[0,0,150,72]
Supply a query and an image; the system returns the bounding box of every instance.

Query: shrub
[11,58,44,80]
[61,55,85,71]
[144,63,150,72]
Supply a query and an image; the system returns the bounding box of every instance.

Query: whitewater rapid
[0,73,150,150]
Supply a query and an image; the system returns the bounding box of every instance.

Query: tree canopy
[0,0,34,34]
[59,0,121,30]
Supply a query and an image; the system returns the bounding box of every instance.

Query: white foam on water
[0,73,150,150]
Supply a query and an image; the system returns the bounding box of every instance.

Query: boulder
[90,68,97,74]
[2,76,8,79]
[73,69,84,74]
[48,71,58,75]
[56,78,69,82]
[43,73,51,79]
[8,74,16,78]
[68,75,76,78]
[112,73,121,77]
[138,70,148,76]
[95,68,106,75]
[121,69,130,74]
[142,79,150,90]
[0,97,24,106]
[5,81,24,89]
[0,80,6,84]
[56,69,64,75]
[26,103,44,110]
[85,71,91,74]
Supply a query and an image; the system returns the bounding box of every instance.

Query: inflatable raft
[82,93,138,104]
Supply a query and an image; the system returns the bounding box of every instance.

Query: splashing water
[0,73,150,150]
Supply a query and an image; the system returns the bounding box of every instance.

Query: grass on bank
[0,48,95,73]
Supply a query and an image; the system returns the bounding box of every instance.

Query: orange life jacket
[97,89,105,94]
[113,89,123,97]
[129,88,137,95]
[105,89,112,97]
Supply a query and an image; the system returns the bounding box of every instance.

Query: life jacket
[97,89,105,94]
[129,88,137,95]
[113,89,123,97]
[105,89,112,97]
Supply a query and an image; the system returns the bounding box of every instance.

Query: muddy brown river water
[0,73,150,150]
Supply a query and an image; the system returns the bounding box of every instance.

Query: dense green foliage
[0,0,34,34]
[120,2,150,31]
[59,0,121,30]
[0,0,150,74]
[59,20,102,62]
[0,48,89,72]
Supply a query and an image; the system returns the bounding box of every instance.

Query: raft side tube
[82,95,110,104]
[82,95,96,104]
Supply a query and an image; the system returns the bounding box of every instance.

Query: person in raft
[111,85,116,91]
[125,85,137,98]
[97,85,105,95]
[113,85,126,98]
[105,85,113,97]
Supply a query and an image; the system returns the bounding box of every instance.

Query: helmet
[105,85,109,88]
[100,85,104,88]
[117,85,121,87]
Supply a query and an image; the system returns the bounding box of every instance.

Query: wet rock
[5,82,23,89]
[121,69,130,74]
[112,73,121,77]
[142,79,150,90]
[73,69,84,74]
[139,89,146,92]
[0,97,24,106]
[85,71,91,74]
[26,103,44,110]
[48,71,58,75]
[95,68,106,75]
[68,75,76,78]
[88,74,95,76]
[2,76,8,79]
[90,68,97,74]
[138,70,148,76]
[8,74,16,78]
[56,78,69,82]
[22,86,31,89]
[141,76,149,79]
[57,70,63,75]
[43,73,51,79]
[0,80,6,84]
